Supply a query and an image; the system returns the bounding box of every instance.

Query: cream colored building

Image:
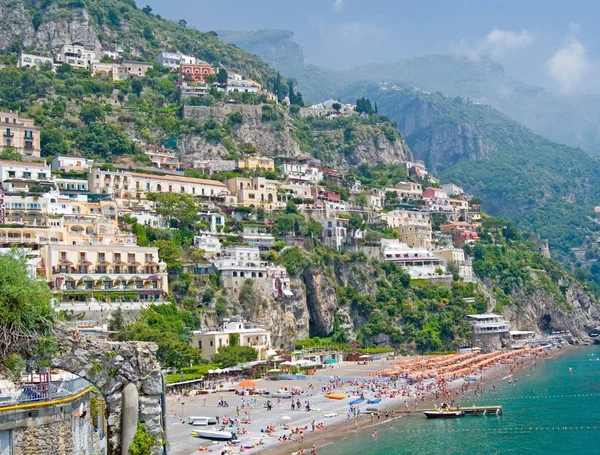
[143,147,180,169]
[396,223,433,250]
[190,318,272,361]
[449,198,469,212]
[55,44,96,69]
[50,156,94,172]
[375,209,431,229]
[0,113,41,158]
[88,169,229,199]
[226,177,282,209]
[18,53,53,68]
[392,182,423,200]
[91,62,123,81]
[121,60,153,78]
[237,156,275,171]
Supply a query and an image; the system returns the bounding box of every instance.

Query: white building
[241,225,276,251]
[267,265,292,298]
[190,317,272,361]
[213,246,267,279]
[18,53,53,68]
[319,218,349,251]
[278,163,323,184]
[225,79,260,94]
[0,160,52,191]
[156,51,196,69]
[198,210,225,233]
[466,314,510,335]
[441,183,464,197]
[55,44,96,69]
[50,156,94,172]
[193,234,222,256]
[381,239,449,279]
[52,177,88,193]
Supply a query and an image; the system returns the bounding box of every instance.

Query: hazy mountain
[218,29,600,156]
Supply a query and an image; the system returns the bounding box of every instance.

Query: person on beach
[311,445,317,455]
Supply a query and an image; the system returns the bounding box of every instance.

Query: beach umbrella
[292,386,302,392]
[359,355,371,359]
[281,416,292,421]
[238,379,257,389]
[281,361,294,366]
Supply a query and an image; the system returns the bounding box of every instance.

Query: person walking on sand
[311,420,315,432]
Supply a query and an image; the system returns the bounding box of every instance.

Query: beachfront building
[466,314,510,352]
[190,317,272,361]
[50,156,94,172]
[0,112,41,158]
[88,169,229,199]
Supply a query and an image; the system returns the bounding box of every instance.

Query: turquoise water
[321,346,600,455]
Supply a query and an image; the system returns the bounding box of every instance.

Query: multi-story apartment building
[45,243,168,311]
[18,53,53,68]
[225,177,282,209]
[396,223,433,250]
[0,159,50,184]
[193,234,222,256]
[88,169,229,199]
[319,217,349,250]
[240,225,276,251]
[90,62,123,81]
[50,155,94,172]
[213,246,267,279]
[143,147,180,169]
[374,209,431,229]
[237,156,275,172]
[0,113,41,158]
[392,181,423,200]
[190,317,271,361]
[381,239,447,280]
[179,61,214,83]
[278,162,323,183]
[55,44,96,69]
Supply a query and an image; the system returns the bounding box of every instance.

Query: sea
[320,345,600,455]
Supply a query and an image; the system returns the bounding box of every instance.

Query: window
[209,340,214,347]
[22,172,31,179]
[0,430,12,455]
[38,173,46,179]
[219,339,222,347]
[98,253,106,261]
[198,340,202,349]
[7,171,15,178]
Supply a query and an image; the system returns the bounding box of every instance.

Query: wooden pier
[389,405,503,416]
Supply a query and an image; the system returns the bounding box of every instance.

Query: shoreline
[256,345,577,455]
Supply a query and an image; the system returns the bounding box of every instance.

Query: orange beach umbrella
[238,379,257,388]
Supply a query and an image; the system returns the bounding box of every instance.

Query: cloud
[333,0,345,13]
[454,28,534,59]
[546,33,591,92]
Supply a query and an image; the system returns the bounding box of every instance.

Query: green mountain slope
[0,0,279,86]
[339,83,600,256]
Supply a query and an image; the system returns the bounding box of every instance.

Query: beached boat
[325,393,346,400]
[424,410,465,419]
[348,398,365,406]
[188,416,218,426]
[367,398,381,404]
[190,429,233,440]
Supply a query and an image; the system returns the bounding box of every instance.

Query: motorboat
[191,429,233,440]
[188,416,218,426]
[424,410,465,419]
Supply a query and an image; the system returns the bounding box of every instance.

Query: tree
[152,240,182,270]
[0,249,54,369]
[129,422,155,455]
[216,68,228,86]
[212,345,258,368]
[285,199,298,214]
[147,193,199,230]
[108,307,125,333]
[178,19,187,27]
[332,102,342,112]
[131,78,144,96]
[356,97,374,115]
[356,193,368,207]
[142,5,153,14]
[0,148,22,161]
[79,102,105,124]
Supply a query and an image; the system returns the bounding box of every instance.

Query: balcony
[3,132,14,137]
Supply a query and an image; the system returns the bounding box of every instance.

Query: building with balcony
[373,209,431,229]
[193,234,222,256]
[156,51,196,69]
[190,317,272,361]
[237,156,275,172]
[225,177,282,209]
[0,113,41,158]
[213,246,267,280]
[390,181,423,200]
[55,43,96,69]
[143,147,180,169]
[319,217,349,251]
[44,244,168,314]
[267,265,292,298]
[198,210,225,233]
[277,162,323,183]
[466,314,510,352]
[381,239,450,281]
[121,60,153,78]
[396,223,433,250]
[53,177,89,193]
[225,79,261,93]
[88,169,229,199]
[50,155,94,172]
[179,61,214,83]
[240,225,276,251]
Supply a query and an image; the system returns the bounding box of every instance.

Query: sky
[144,0,600,94]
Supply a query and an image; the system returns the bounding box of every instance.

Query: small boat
[424,410,465,419]
[367,398,381,404]
[325,393,345,400]
[188,416,218,426]
[191,429,233,440]
[348,398,365,406]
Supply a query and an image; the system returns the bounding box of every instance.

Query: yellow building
[225,177,283,209]
[0,112,41,158]
[237,156,275,171]
[190,318,272,361]
[449,198,469,211]
[396,224,433,250]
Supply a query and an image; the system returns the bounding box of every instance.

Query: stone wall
[1,390,104,455]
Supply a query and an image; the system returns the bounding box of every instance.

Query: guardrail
[0,377,91,407]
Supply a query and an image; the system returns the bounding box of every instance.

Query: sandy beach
[165,347,568,455]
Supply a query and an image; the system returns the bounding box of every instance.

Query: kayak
[348,398,365,406]
[325,393,346,400]
[367,398,381,404]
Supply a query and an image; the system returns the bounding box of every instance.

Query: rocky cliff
[182,104,412,170]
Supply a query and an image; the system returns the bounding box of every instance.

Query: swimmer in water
[372,430,378,439]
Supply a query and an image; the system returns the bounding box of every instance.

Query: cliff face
[182,104,412,170]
